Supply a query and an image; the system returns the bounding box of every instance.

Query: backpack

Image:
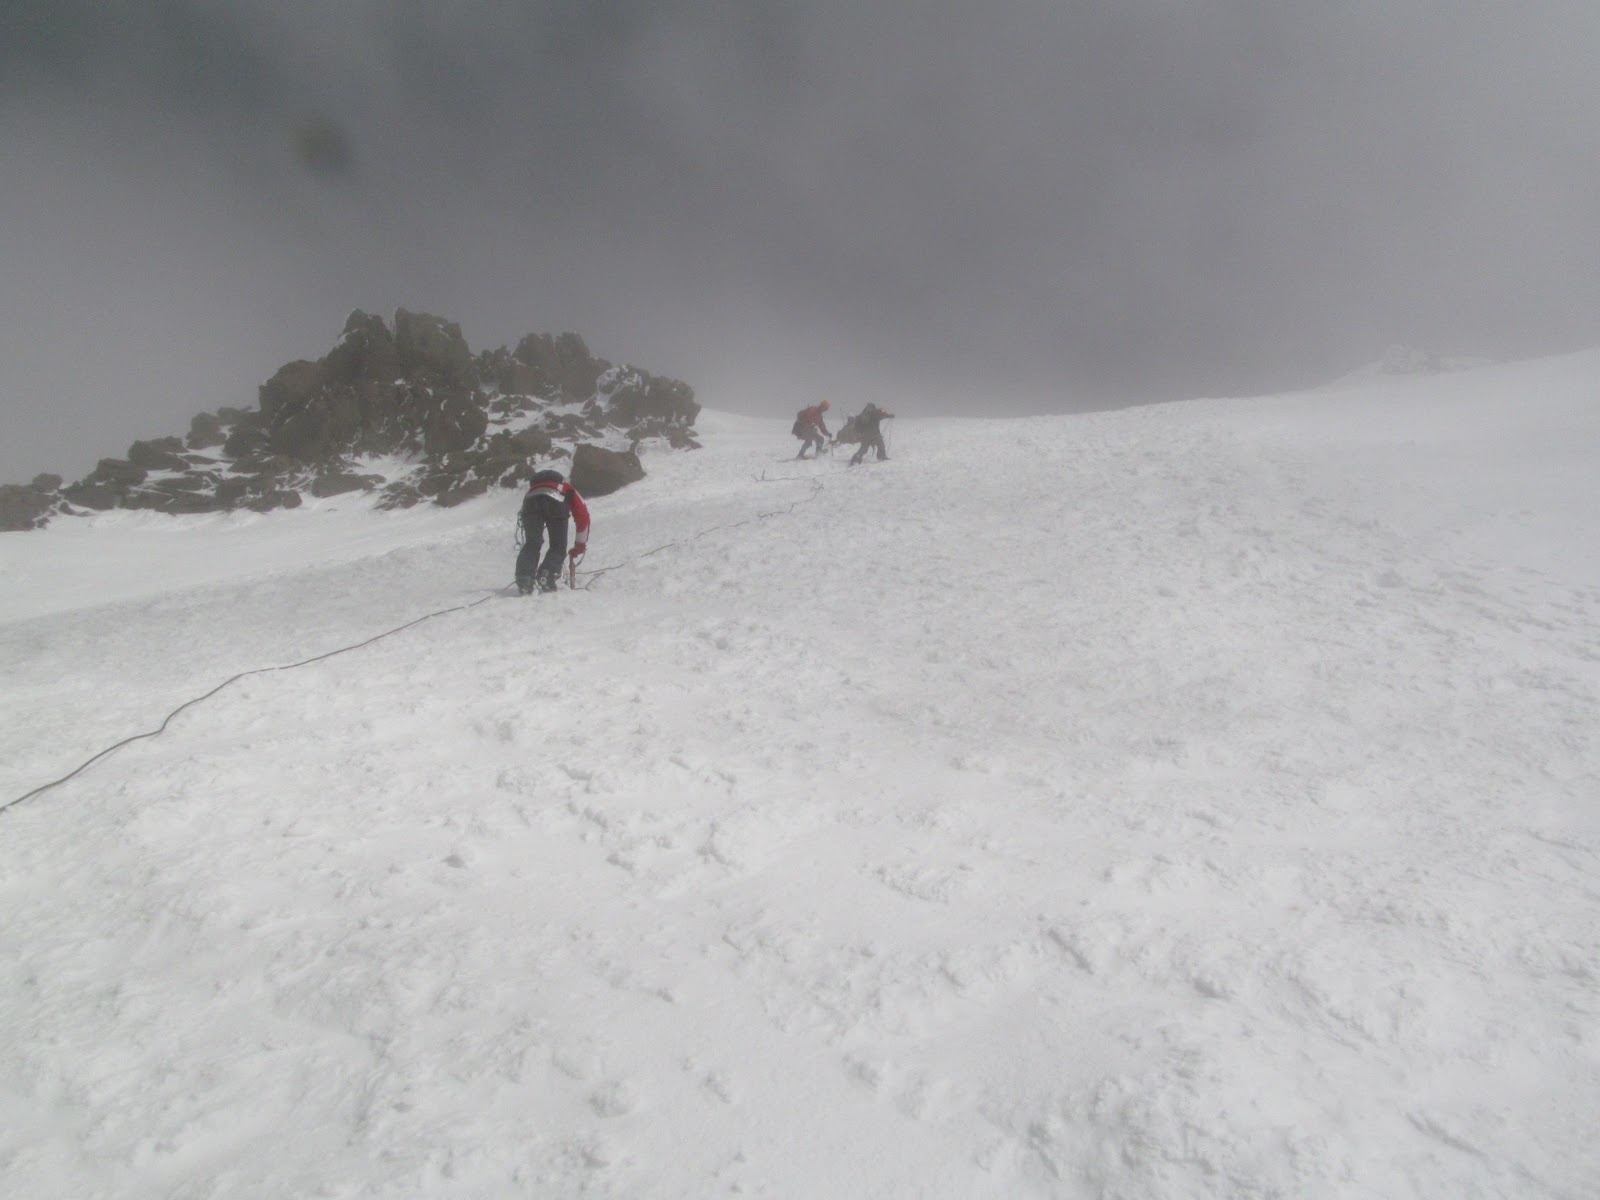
[522,469,569,526]
[791,411,808,439]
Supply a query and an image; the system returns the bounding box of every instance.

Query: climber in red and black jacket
[515,469,590,593]
[793,400,833,458]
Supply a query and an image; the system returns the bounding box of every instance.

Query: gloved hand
[569,546,585,560]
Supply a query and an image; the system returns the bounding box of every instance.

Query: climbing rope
[1,589,504,817]
[3,471,829,815]
[574,478,822,588]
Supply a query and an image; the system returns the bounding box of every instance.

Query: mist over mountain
[3,2,1597,483]
[0,309,698,532]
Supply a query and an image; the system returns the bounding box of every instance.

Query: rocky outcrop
[310,472,385,498]
[59,482,120,511]
[570,443,646,498]
[127,438,190,472]
[600,367,700,432]
[512,331,607,399]
[84,458,148,489]
[395,309,477,390]
[324,309,398,387]
[1,477,59,531]
[5,309,699,528]
[187,412,225,450]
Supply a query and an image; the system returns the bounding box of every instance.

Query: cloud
[3,0,1598,480]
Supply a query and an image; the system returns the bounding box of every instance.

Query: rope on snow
[3,472,829,815]
[0,590,504,817]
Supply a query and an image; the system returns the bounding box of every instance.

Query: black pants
[851,428,887,463]
[515,496,568,583]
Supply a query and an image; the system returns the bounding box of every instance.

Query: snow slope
[3,353,1598,1198]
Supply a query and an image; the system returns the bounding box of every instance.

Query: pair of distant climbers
[792,400,894,464]
[514,469,589,594]
[515,401,895,592]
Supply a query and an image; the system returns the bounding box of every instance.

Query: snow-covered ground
[3,352,1597,1198]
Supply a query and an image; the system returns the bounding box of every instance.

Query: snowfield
[3,352,1598,1198]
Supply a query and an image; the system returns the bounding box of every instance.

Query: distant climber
[515,469,590,594]
[792,401,833,459]
[848,402,894,465]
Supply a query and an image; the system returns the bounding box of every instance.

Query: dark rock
[245,490,303,513]
[377,481,423,510]
[269,387,362,462]
[415,472,453,498]
[543,412,595,440]
[600,369,697,426]
[325,310,398,385]
[257,352,365,465]
[217,407,250,424]
[32,473,62,492]
[215,478,250,506]
[421,390,488,457]
[223,424,270,460]
[85,458,147,489]
[148,476,209,493]
[259,360,326,423]
[436,477,492,507]
[665,428,702,450]
[0,484,56,531]
[514,331,605,398]
[496,462,537,487]
[489,427,553,459]
[346,380,407,455]
[555,332,605,397]
[310,472,383,498]
[502,360,547,396]
[395,309,476,389]
[512,333,561,392]
[60,482,120,510]
[243,456,297,484]
[188,412,225,449]
[159,492,222,514]
[570,443,645,498]
[244,467,303,499]
[128,438,191,472]
[490,394,537,418]
[480,346,547,397]
[123,488,219,514]
[119,490,164,510]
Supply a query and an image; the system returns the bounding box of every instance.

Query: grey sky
[3,1,1597,481]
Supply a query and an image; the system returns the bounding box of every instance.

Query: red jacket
[526,477,591,550]
[798,404,831,437]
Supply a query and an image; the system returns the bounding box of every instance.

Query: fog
[3,1,1597,482]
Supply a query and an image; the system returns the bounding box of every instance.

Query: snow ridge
[2,364,1598,1198]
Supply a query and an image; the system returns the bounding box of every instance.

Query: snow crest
[3,358,1599,1198]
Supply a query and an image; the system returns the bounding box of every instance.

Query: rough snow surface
[3,354,1598,1198]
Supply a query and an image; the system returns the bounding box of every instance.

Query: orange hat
[820,399,831,410]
